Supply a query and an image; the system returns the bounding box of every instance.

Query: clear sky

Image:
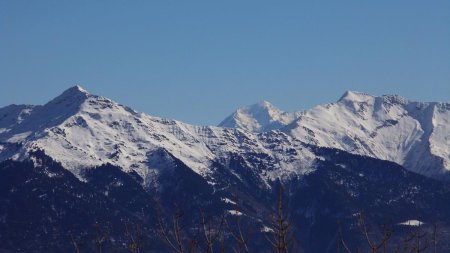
[1,1,449,125]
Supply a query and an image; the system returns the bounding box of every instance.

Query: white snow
[227,210,243,216]
[285,92,450,176]
[221,197,237,205]
[3,86,450,183]
[261,226,274,233]
[399,220,424,226]
[6,131,33,143]
[0,86,315,184]
[223,90,450,177]
[219,101,302,132]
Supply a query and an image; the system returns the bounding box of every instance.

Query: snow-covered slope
[285,91,450,177]
[0,86,315,185]
[222,91,450,178]
[2,87,450,182]
[219,101,302,132]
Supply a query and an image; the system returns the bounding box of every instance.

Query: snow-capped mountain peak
[285,92,450,178]
[64,84,89,95]
[45,85,90,109]
[216,91,450,178]
[218,101,302,132]
[338,90,373,103]
[256,100,276,108]
[0,86,315,185]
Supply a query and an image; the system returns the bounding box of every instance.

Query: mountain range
[1,86,450,252]
[220,90,450,179]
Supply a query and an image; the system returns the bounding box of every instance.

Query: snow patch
[399,220,424,226]
[228,210,243,216]
[7,131,32,143]
[261,226,274,233]
[221,198,237,205]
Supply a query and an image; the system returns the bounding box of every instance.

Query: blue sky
[1,1,449,125]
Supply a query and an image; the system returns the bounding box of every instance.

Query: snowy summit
[0,86,315,186]
[220,90,450,178]
[219,100,302,132]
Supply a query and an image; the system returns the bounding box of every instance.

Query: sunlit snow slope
[219,100,302,132]
[0,86,315,185]
[222,91,450,178]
